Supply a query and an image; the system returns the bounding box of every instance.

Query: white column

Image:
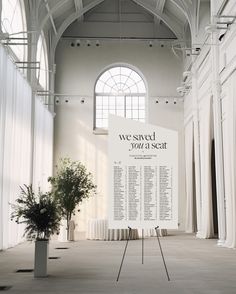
[27,13,39,185]
[210,13,226,245]
[191,65,203,237]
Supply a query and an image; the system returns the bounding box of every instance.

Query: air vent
[0,286,12,291]
[16,269,34,273]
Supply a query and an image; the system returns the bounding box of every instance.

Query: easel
[116,226,170,282]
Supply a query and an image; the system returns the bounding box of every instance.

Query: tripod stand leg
[116,227,132,282]
[142,229,144,264]
[155,226,170,281]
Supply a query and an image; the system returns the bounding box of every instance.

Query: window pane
[126,110,132,118]
[103,110,109,119]
[96,119,103,128]
[103,96,109,107]
[100,71,111,83]
[117,110,124,117]
[96,81,104,93]
[116,96,124,109]
[137,80,146,93]
[130,71,141,82]
[104,84,112,93]
[97,96,103,104]
[109,109,116,114]
[139,110,145,119]
[125,78,135,87]
[132,110,139,118]
[102,119,108,128]
[96,110,102,118]
[130,85,138,93]
[106,77,115,87]
[109,67,120,76]
[120,75,127,84]
[139,96,145,108]
[109,97,116,107]
[121,67,131,76]
[126,96,132,109]
[132,97,139,108]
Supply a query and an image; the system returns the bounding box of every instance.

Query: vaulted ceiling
[27,0,208,51]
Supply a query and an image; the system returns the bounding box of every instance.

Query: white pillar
[191,65,203,237]
[210,13,226,245]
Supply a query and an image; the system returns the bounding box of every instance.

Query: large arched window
[95,66,146,129]
[36,33,49,90]
[1,0,27,61]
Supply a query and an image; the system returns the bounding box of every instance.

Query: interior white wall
[54,40,185,233]
[183,0,236,247]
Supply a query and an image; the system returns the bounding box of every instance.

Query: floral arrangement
[11,184,61,240]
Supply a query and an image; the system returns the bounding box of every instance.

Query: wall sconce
[205,16,236,34]
[183,71,191,79]
[185,48,200,56]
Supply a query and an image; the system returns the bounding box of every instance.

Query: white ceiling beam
[74,0,84,22]
[132,0,183,39]
[40,0,70,32]
[155,0,166,25]
[169,0,192,29]
[195,0,201,37]
[44,0,57,35]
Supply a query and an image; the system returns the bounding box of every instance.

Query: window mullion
[124,95,126,118]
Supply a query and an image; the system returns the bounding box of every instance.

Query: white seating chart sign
[108,115,178,229]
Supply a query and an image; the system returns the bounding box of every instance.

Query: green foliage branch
[11,184,61,240]
[48,158,96,236]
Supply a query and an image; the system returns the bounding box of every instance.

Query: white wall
[54,40,185,233]
[182,0,236,247]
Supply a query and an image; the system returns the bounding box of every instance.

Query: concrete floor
[0,231,236,294]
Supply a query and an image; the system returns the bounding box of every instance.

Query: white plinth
[34,240,49,278]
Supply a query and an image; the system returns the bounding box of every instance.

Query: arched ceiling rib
[131,0,183,39]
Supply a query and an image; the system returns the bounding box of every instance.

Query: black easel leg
[155,226,170,281]
[116,227,132,282]
[142,229,144,264]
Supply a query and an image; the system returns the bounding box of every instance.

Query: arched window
[95,66,146,129]
[1,0,27,61]
[36,33,49,90]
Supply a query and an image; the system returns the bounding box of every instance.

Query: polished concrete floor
[0,231,236,293]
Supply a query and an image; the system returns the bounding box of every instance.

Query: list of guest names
[113,164,173,223]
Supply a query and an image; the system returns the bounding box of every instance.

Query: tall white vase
[34,240,49,278]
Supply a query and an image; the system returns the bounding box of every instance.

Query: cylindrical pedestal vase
[34,240,49,278]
